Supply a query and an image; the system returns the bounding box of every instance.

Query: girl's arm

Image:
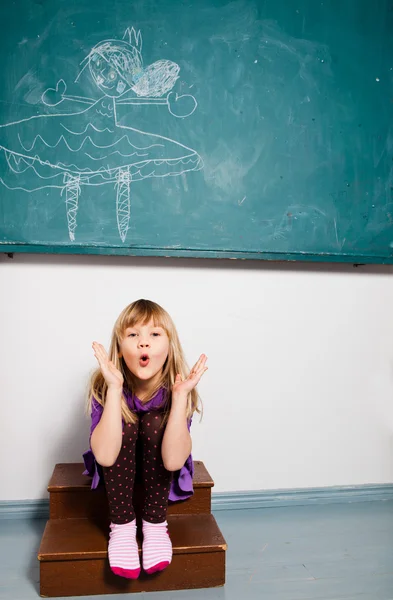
[90,385,123,467]
[161,392,192,472]
[161,355,208,472]
[90,342,124,467]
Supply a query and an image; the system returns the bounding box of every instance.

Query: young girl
[82,299,207,580]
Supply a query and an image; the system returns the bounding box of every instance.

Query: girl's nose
[138,338,150,348]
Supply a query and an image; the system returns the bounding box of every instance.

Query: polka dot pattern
[102,421,138,524]
[102,412,172,525]
[139,412,172,524]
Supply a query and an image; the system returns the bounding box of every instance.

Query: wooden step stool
[38,461,226,597]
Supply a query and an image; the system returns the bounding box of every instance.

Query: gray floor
[1,501,392,599]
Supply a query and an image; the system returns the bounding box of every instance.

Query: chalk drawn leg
[116,167,131,243]
[64,173,81,241]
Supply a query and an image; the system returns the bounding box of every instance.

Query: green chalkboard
[0,0,392,263]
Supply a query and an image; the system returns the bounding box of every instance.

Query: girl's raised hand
[172,354,208,397]
[92,342,124,390]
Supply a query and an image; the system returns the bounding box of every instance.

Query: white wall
[1,253,393,501]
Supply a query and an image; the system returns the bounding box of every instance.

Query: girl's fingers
[195,357,208,377]
[190,354,207,376]
[197,359,208,373]
[93,350,104,365]
[196,366,208,380]
[94,345,108,361]
[94,351,107,366]
[188,366,208,386]
[92,342,106,352]
[196,354,207,369]
[199,355,207,371]
[92,343,112,374]
[191,354,203,371]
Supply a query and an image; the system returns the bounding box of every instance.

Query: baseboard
[0,499,49,520]
[211,483,393,511]
[1,483,393,519]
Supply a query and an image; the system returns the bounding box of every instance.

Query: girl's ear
[118,352,122,358]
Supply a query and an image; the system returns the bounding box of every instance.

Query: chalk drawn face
[89,53,121,95]
[88,40,143,98]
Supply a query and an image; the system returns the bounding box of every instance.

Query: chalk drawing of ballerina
[0,27,203,242]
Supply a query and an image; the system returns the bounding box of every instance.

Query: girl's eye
[109,70,117,80]
[128,333,137,337]
[152,332,160,337]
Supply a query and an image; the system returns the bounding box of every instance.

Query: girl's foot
[108,519,141,579]
[142,519,173,574]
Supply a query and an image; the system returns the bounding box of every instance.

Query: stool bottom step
[38,514,226,597]
[40,551,225,597]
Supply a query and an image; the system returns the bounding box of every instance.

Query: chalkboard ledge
[1,243,393,264]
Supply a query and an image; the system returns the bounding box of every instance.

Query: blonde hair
[87,299,201,425]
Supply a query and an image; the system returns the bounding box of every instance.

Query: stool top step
[48,461,214,492]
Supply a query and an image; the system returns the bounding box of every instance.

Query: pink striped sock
[108,519,141,579]
[142,519,173,574]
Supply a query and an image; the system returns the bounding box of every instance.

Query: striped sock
[142,519,173,574]
[108,519,141,579]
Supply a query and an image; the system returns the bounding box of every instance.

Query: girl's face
[119,318,170,392]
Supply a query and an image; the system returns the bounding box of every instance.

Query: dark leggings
[102,412,172,524]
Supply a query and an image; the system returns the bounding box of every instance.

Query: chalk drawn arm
[41,80,95,107]
[116,91,197,118]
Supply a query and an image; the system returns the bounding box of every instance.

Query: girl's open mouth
[139,354,150,367]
